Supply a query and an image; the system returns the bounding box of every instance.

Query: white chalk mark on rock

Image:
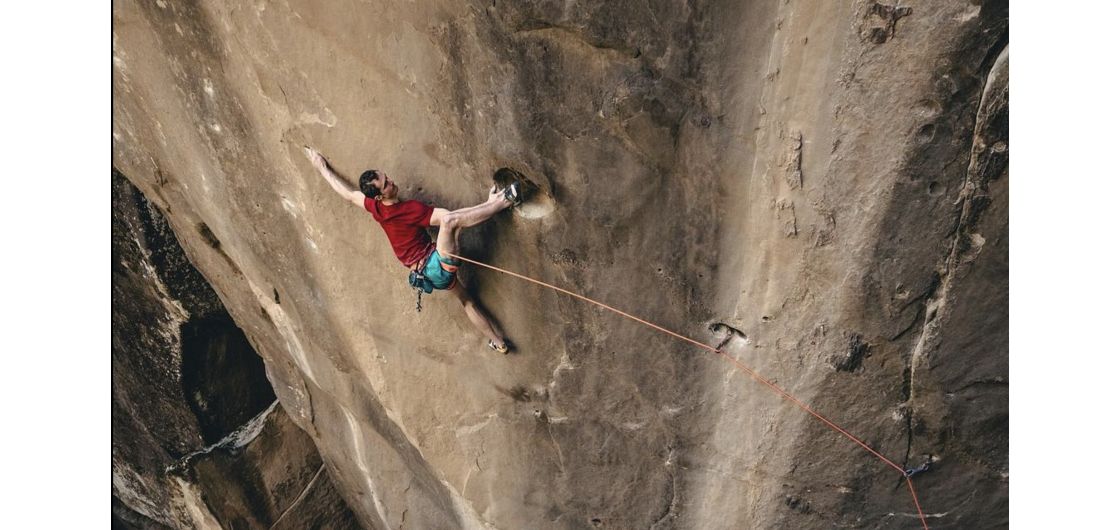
[955,5,981,22]
[297,108,338,128]
[281,196,300,217]
[343,407,390,528]
[515,199,555,220]
[455,413,498,438]
[548,352,574,390]
[660,405,684,417]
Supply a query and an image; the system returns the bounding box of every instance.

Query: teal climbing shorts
[420,249,460,290]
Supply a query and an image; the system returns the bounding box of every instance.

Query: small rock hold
[832,334,870,372]
[784,494,812,514]
[863,3,912,44]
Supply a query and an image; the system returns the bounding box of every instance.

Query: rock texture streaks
[113,1,1008,528]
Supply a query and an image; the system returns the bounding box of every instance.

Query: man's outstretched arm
[304,147,365,208]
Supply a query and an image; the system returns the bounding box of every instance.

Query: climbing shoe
[488,339,510,354]
[503,181,523,206]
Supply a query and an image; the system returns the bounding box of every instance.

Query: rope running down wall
[448,252,931,529]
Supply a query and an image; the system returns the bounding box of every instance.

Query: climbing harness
[408,265,435,313]
[447,251,933,530]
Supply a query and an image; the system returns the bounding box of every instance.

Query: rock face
[112,172,358,529]
[112,1,1008,528]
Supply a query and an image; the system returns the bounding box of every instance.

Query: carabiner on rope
[904,457,932,478]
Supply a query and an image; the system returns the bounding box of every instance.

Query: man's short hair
[359,170,381,199]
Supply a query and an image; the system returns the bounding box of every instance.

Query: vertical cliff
[113,1,1007,528]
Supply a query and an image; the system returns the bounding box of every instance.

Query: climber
[303,146,520,353]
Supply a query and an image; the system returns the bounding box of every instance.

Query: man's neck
[380,197,400,206]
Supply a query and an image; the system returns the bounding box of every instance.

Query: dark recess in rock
[493,166,543,202]
[709,321,747,350]
[180,313,276,444]
[196,222,221,250]
[499,384,533,402]
[112,170,358,528]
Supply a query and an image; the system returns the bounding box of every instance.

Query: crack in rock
[900,41,1008,469]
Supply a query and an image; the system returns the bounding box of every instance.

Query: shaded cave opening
[180,313,275,445]
[112,167,277,447]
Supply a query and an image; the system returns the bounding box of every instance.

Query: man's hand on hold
[487,184,505,204]
[303,146,327,170]
[305,146,365,207]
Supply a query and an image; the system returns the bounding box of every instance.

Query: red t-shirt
[364,197,435,267]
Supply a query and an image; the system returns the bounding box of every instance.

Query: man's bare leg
[435,193,513,349]
[434,196,511,258]
[449,282,504,345]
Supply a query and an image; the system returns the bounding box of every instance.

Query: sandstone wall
[112,1,1008,528]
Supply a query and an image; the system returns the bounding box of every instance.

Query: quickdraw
[904,456,934,478]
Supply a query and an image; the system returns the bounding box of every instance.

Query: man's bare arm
[429,207,450,226]
[303,147,365,208]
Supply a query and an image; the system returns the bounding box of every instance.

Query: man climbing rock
[304,147,519,353]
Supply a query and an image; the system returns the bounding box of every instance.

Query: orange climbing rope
[449,252,931,529]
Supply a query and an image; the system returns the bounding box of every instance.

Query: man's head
[359,169,398,201]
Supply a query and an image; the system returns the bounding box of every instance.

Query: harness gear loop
[408,250,436,313]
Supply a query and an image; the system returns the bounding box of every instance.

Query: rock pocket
[493,167,555,219]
